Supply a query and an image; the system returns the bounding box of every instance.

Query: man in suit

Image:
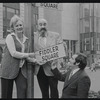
[51,53,91,98]
[34,18,63,98]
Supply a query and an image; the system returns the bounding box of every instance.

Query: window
[3,3,20,38]
[84,8,89,21]
[80,34,83,52]
[96,38,100,51]
[85,26,89,33]
[84,38,90,51]
[96,18,100,33]
[73,41,76,54]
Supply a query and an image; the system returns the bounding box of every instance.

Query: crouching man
[51,53,91,98]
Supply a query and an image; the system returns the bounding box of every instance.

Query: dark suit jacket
[51,68,91,98]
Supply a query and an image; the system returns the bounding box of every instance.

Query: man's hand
[51,59,58,69]
[36,60,46,65]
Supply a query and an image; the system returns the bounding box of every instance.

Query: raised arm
[51,60,67,82]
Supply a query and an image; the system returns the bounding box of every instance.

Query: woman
[0,15,36,98]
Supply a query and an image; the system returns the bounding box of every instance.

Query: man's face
[38,19,47,35]
[69,54,78,65]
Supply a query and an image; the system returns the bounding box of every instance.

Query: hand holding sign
[28,53,35,58]
[36,60,46,65]
[26,57,37,63]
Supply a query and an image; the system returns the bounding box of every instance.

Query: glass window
[3,3,20,38]
[79,4,83,19]
[84,8,89,21]
[85,38,90,51]
[90,17,94,32]
[73,41,76,54]
[85,26,89,33]
[96,38,100,51]
[7,7,15,20]
[16,9,20,15]
[71,40,72,51]
[80,19,83,33]
[3,6,6,18]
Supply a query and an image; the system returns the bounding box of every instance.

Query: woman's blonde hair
[10,15,23,33]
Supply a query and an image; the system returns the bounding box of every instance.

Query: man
[51,53,91,98]
[34,18,63,98]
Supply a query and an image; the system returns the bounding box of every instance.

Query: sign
[36,3,62,10]
[35,43,66,65]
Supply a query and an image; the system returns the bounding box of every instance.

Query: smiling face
[14,20,24,34]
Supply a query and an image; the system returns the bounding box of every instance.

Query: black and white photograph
[0,3,99,98]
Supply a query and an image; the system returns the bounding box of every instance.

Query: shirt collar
[72,68,80,75]
[11,32,28,43]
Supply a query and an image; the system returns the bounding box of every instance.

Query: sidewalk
[0,68,100,98]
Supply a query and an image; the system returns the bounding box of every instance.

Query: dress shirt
[72,68,80,75]
[69,68,80,80]
[38,33,47,47]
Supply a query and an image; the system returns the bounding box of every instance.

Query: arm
[51,60,67,82]
[56,33,63,44]
[6,34,30,59]
[77,76,91,98]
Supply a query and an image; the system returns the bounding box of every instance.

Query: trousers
[1,69,27,98]
[37,66,59,98]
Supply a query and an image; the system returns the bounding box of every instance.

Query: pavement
[0,67,100,98]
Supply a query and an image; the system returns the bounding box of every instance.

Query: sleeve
[51,68,67,82]
[56,33,63,44]
[77,76,91,98]
[6,34,29,59]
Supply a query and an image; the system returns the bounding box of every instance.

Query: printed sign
[35,43,66,65]
[36,3,62,10]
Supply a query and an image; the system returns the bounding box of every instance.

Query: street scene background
[0,3,100,98]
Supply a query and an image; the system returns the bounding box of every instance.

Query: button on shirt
[6,32,29,68]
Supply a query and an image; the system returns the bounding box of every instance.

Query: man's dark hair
[75,53,87,69]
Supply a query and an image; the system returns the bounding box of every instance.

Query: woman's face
[14,20,24,34]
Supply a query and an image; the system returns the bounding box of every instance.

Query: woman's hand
[28,53,35,58]
[26,57,46,65]
[26,57,37,63]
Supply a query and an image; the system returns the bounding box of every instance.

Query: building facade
[61,3,79,60]
[79,3,100,66]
